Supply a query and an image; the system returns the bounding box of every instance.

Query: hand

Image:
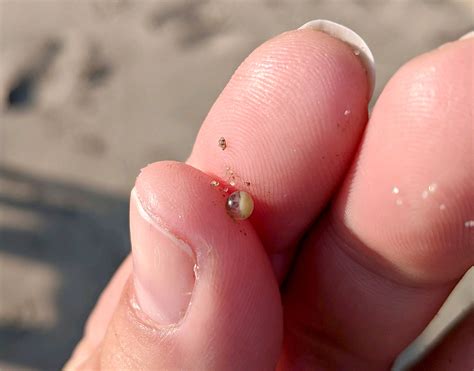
[66,21,473,370]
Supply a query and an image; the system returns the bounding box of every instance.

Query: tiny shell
[226,191,254,220]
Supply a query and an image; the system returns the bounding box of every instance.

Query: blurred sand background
[0,1,472,370]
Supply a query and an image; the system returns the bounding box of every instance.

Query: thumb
[82,161,282,370]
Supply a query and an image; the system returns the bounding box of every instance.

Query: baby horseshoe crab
[226,190,254,220]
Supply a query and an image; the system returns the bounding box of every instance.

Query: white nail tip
[459,31,474,40]
[298,19,376,99]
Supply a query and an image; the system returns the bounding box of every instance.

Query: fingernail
[459,30,474,40]
[299,19,376,100]
[130,188,195,325]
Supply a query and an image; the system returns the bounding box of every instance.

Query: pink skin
[101,162,282,370]
[188,30,370,280]
[280,39,473,368]
[340,40,473,283]
[65,30,473,370]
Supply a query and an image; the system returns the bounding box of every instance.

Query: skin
[65,29,473,370]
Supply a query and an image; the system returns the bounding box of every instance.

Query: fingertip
[337,32,473,283]
[97,161,282,369]
[189,24,372,257]
[298,19,375,99]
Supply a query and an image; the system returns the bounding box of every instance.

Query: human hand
[66,20,473,370]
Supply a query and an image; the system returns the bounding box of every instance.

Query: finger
[413,308,474,370]
[282,36,474,368]
[80,162,282,370]
[187,20,374,277]
[67,20,374,366]
[65,256,132,370]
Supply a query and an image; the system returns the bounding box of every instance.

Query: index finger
[187,20,374,277]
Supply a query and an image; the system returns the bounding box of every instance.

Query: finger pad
[339,40,474,283]
[188,30,370,253]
